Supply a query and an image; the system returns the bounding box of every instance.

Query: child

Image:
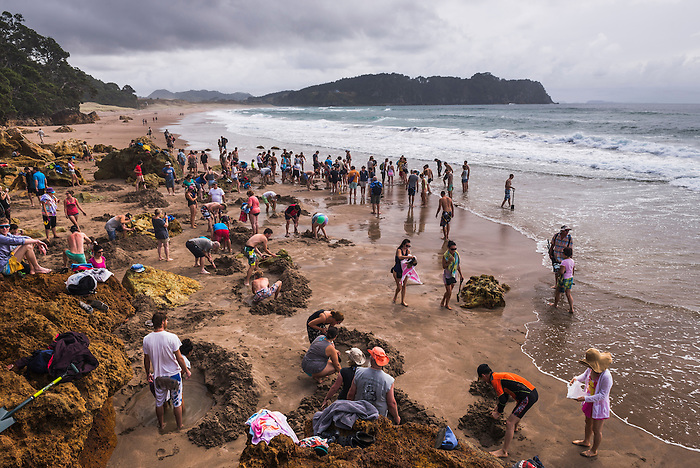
[551,247,575,313]
[88,243,106,269]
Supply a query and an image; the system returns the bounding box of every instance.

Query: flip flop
[572,440,591,447]
[580,451,597,458]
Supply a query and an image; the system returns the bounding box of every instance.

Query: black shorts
[185,240,206,258]
[42,215,56,229]
[36,188,45,196]
[408,187,416,196]
[445,276,457,285]
[285,214,299,221]
[512,389,538,419]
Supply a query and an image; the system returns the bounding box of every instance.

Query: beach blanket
[443,250,460,278]
[312,400,379,435]
[401,259,422,285]
[246,409,299,445]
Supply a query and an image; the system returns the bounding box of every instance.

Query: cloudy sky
[5,0,700,103]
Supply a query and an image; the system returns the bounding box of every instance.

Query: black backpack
[371,183,382,196]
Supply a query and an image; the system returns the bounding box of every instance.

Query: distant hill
[249,72,554,106]
[147,89,253,102]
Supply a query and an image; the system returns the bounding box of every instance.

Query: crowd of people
[1,129,604,461]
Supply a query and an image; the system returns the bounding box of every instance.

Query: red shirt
[134,164,143,176]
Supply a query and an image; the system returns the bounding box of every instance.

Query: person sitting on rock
[251,271,282,302]
[348,347,400,425]
[0,217,51,275]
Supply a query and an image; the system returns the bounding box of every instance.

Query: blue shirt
[212,223,227,232]
[33,171,46,189]
[163,166,175,181]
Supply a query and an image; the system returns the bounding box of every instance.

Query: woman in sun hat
[320,347,366,408]
[570,348,614,458]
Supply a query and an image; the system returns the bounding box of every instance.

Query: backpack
[371,183,382,196]
[512,455,545,468]
[48,332,99,382]
[434,426,459,450]
[66,273,97,296]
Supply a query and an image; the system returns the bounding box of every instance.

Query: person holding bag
[570,348,614,458]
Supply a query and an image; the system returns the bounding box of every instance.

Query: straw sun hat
[578,348,612,373]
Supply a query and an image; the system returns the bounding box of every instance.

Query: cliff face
[253,72,554,106]
[0,274,134,467]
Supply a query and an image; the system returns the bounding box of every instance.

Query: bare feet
[401,302,408,307]
[572,440,591,447]
[199,270,210,275]
[580,450,597,458]
[32,267,52,274]
[489,449,508,458]
[167,258,173,261]
[445,305,452,310]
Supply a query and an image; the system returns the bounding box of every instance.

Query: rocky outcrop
[94,137,178,181]
[0,127,54,162]
[458,275,510,309]
[50,109,99,125]
[0,273,135,467]
[48,138,87,158]
[121,266,201,308]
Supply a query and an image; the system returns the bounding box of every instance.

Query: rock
[54,125,74,133]
[121,266,201,308]
[129,212,182,238]
[458,274,508,309]
[0,127,54,162]
[118,115,133,121]
[50,109,99,125]
[118,188,169,208]
[94,137,178,181]
[0,273,134,468]
[92,144,116,154]
[48,138,86,158]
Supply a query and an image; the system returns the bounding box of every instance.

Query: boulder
[129,212,182,238]
[50,109,99,125]
[54,125,74,133]
[458,274,509,309]
[122,266,201,308]
[94,137,178,181]
[8,160,88,190]
[0,127,54,162]
[92,144,116,154]
[48,138,86,158]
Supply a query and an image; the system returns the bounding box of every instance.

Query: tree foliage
[0,11,136,123]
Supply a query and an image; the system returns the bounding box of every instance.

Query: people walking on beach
[461,161,470,192]
[477,364,538,458]
[501,174,515,208]
[0,218,51,275]
[311,213,328,239]
[143,312,191,430]
[134,161,145,192]
[104,213,133,241]
[251,271,282,302]
[33,167,47,196]
[244,228,275,285]
[370,176,383,215]
[348,347,400,424]
[162,162,176,195]
[391,238,415,307]
[445,166,454,198]
[67,160,80,187]
[548,225,573,287]
[200,150,209,172]
[441,240,463,310]
[436,191,454,240]
[407,170,419,207]
[550,247,575,313]
[380,158,389,185]
[306,309,345,343]
[39,187,59,240]
[64,190,86,231]
[301,326,341,383]
[152,208,172,261]
[435,158,443,177]
[247,190,261,234]
[284,203,301,237]
[571,348,613,459]
[423,164,434,187]
[420,173,429,206]
[321,348,366,408]
[387,162,395,186]
[359,166,370,201]
[38,128,45,144]
[63,225,92,267]
[185,237,219,274]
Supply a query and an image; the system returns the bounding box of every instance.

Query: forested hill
[251,73,554,106]
[0,11,137,123]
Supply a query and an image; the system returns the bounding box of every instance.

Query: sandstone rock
[92,144,116,154]
[50,109,98,126]
[122,266,201,308]
[129,212,182,238]
[48,138,86,158]
[0,127,54,162]
[459,274,508,309]
[94,137,178,181]
[54,125,74,133]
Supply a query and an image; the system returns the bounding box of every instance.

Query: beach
[11,103,700,467]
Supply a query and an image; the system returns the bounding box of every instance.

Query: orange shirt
[347,170,360,184]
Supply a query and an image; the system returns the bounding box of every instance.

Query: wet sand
[16,103,700,467]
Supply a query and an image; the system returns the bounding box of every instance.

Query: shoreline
[13,103,700,466]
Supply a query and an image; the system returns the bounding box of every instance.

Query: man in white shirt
[208,181,225,204]
[143,312,191,430]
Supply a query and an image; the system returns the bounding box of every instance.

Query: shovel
[456,276,464,303]
[510,188,515,211]
[0,363,79,433]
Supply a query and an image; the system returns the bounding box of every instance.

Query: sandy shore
[12,103,700,467]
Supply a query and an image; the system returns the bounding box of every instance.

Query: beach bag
[66,273,97,296]
[239,211,248,222]
[512,455,545,468]
[434,426,459,450]
[48,331,99,382]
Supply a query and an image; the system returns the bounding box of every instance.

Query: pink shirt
[248,196,260,215]
[88,256,106,268]
[561,258,575,279]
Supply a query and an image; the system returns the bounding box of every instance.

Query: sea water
[170,103,700,450]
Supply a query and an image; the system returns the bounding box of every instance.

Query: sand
[11,103,700,467]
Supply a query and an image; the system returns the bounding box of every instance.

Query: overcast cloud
[4,0,700,102]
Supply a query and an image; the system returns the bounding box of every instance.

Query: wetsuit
[490,372,538,419]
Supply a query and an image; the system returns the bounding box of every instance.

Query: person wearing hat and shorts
[321,347,366,408]
[549,225,573,288]
[570,348,613,458]
[39,187,59,240]
[477,363,538,458]
[348,347,400,424]
[162,161,176,195]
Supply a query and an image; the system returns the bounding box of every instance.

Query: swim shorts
[200,207,211,219]
[64,250,87,264]
[253,282,279,302]
[42,215,56,229]
[370,194,381,204]
[512,388,538,419]
[504,188,511,200]
[213,229,230,242]
[443,271,457,285]
[244,245,257,266]
[349,182,358,190]
[408,187,416,196]
[558,277,573,292]
[185,240,206,258]
[154,373,182,408]
[440,211,452,227]
[1,254,23,276]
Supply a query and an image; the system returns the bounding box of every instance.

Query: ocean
[170,103,700,450]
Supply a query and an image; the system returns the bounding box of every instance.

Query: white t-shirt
[208,187,225,203]
[143,330,182,378]
[262,191,277,200]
